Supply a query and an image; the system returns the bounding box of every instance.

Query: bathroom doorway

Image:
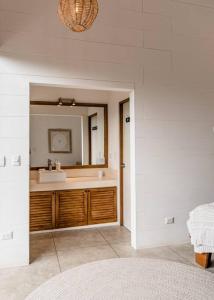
[28,83,136,265]
[119,98,131,231]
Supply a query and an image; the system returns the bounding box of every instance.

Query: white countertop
[30,176,117,192]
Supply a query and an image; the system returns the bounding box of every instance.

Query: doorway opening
[29,83,136,264]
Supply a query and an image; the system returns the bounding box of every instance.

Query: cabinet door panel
[30,191,55,232]
[88,187,117,225]
[56,190,87,228]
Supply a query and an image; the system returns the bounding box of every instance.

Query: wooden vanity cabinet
[56,189,88,228]
[30,187,117,232]
[88,187,117,225]
[30,191,55,232]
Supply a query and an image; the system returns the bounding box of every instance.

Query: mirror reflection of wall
[30,105,106,168]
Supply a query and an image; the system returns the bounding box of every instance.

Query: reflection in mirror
[30,103,107,168]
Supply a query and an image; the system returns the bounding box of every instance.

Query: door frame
[119,98,130,226]
[88,113,98,165]
[27,80,136,269]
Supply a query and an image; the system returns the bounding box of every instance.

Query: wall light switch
[0,231,13,241]
[0,156,6,167]
[165,217,175,225]
[11,155,21,166]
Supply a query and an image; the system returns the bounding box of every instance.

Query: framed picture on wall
[48,129,72,153]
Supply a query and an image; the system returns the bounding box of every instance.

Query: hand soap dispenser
[55,160,61,171]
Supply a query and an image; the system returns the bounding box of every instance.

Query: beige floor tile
[52,228,100,238]
[2,229,214,300]
[57,245,118,271]
[169,243,195,265]
[138,246,186,263]
[111,242,185,263]
[98,226,131,243]
[110,242,138,257]
[53,228,107,250]
[30,232,53,241]
[30,238,56,261]
[169,244,214,273]
[0,255,60,300]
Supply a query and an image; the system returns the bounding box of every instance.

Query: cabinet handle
[52,192,56,229]
[55,193,59,228]
[87,191,91,218]
[84,191,87,216]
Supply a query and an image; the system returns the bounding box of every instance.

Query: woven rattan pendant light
[58,0,99,32]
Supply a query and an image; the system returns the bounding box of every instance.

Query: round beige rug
[26,258,214,300]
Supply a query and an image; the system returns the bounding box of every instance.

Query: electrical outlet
[164,217,175,225]
[11,155,21,166]
[0,232,13,241]
[0,156,6,167]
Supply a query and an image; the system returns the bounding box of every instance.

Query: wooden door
[56,189,88,228]
[119,99,131,230]
[88,187,117,225]
[88,112,98,164]
[30,191,55,232]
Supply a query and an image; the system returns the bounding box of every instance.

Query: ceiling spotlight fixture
[70,99,76,107]
[58,0,99,33]
[58,98,63,106]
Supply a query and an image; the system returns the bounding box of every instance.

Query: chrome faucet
[48,159,53,171]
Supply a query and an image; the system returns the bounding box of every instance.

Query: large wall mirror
[30,100,108,169]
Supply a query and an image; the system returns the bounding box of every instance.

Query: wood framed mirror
[30,99,108,170]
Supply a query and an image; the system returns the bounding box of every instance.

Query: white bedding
[187,202,214,253]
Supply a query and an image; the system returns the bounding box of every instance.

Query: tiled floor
[0,226,214,300]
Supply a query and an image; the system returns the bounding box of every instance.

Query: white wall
[30,85,110,104]
[30,115,82,167]
[1,0,214,267]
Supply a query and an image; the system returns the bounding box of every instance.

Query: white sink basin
[38,170,66,183]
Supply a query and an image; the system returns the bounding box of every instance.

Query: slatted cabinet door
[30,191,55,231]
[88,187,117,225]
[56,189,88,228]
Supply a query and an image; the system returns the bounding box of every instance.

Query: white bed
[187,202,214,268]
